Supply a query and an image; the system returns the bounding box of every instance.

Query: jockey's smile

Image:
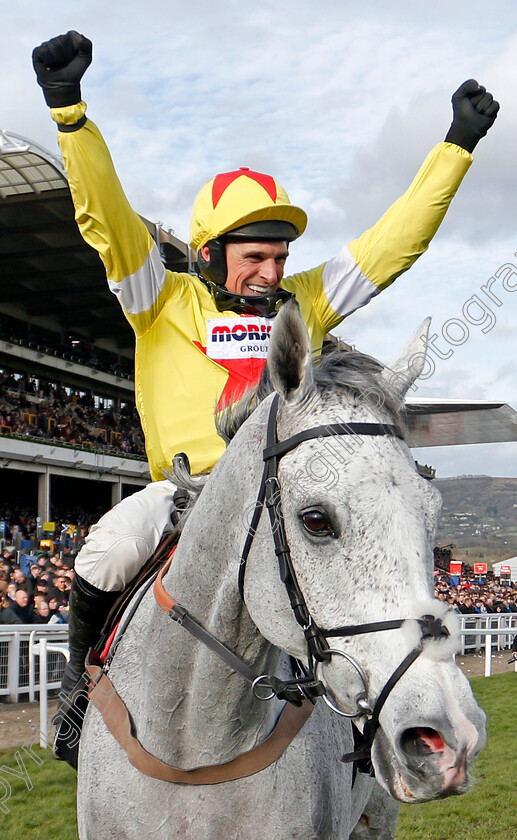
[200,240,289,296]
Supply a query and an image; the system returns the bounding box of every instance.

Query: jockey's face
[201,240,289,296]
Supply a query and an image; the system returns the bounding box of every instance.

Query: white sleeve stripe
[107,243,167,315]
[322,245,380,318]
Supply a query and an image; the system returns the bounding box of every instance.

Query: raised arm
[32,31,171,337]
[304,80,499,332]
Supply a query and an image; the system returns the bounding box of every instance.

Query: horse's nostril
[400,727,445,758]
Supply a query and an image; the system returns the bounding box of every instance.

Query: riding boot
[53,574,118,769]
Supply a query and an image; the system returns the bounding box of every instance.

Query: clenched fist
[445,79,499,152]
[33,30,92,108]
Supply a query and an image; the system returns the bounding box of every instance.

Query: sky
[1,0,517,478]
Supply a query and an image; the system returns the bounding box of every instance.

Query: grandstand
[0,130,189,535]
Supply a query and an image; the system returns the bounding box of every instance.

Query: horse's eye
[301,509,335,537]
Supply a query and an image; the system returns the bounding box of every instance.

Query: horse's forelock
[216,347,403,443]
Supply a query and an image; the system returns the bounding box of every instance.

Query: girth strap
[85,663,313,784]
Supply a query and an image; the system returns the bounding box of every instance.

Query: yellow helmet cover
[190,167,307,251]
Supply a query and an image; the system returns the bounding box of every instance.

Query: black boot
[53,574,117,769]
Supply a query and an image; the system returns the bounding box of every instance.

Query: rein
[153,555,324,706]
[88,393,450,783]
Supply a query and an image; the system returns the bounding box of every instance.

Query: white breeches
[74,480,177,592]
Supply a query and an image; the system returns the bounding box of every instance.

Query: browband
[262,422,404,461]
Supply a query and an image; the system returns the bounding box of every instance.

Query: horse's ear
[268,298,314,403]
[380,317,432,402]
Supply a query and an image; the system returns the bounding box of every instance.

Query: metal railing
[28,629,70,748]
[457,614,517,677]
[0,624,68,702]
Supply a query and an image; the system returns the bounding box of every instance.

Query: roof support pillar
[111,478,122,507]
[37,465,50,523]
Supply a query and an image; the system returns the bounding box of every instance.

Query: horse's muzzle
[372,712,485,803]
[398,727,469,795]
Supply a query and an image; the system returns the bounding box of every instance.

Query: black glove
[445,79,499,153]
[32,31,92,108]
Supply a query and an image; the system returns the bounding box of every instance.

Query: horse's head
[241,299,486,803]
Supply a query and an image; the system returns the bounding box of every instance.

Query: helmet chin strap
[207,280,294,317]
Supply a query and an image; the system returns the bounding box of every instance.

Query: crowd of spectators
[0,500,104,545]
[434,564,517,614]
[0,313,133,379]
[0,371,145,457]
[0,319,144,624]
[0,547,73,625]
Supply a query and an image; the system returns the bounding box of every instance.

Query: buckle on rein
[252,674,326,705]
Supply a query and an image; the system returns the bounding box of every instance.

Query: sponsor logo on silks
[207,317,272,360]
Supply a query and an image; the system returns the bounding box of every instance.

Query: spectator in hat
[27,563,43,593]
[48,585,68,609]
[48,593,67,622]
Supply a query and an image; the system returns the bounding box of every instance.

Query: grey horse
[77,300,485,839]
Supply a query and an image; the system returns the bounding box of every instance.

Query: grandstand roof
[0,131,189,354]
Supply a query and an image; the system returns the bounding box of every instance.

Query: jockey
[32,31,498,764]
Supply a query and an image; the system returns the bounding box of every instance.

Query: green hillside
[434,476,517,564]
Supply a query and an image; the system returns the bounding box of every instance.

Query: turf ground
[0,672,514,839]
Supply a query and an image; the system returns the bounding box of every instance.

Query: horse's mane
[216,347,402,445]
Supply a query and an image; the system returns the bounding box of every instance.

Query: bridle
[157,392,451,772]
[239,393,410,661]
